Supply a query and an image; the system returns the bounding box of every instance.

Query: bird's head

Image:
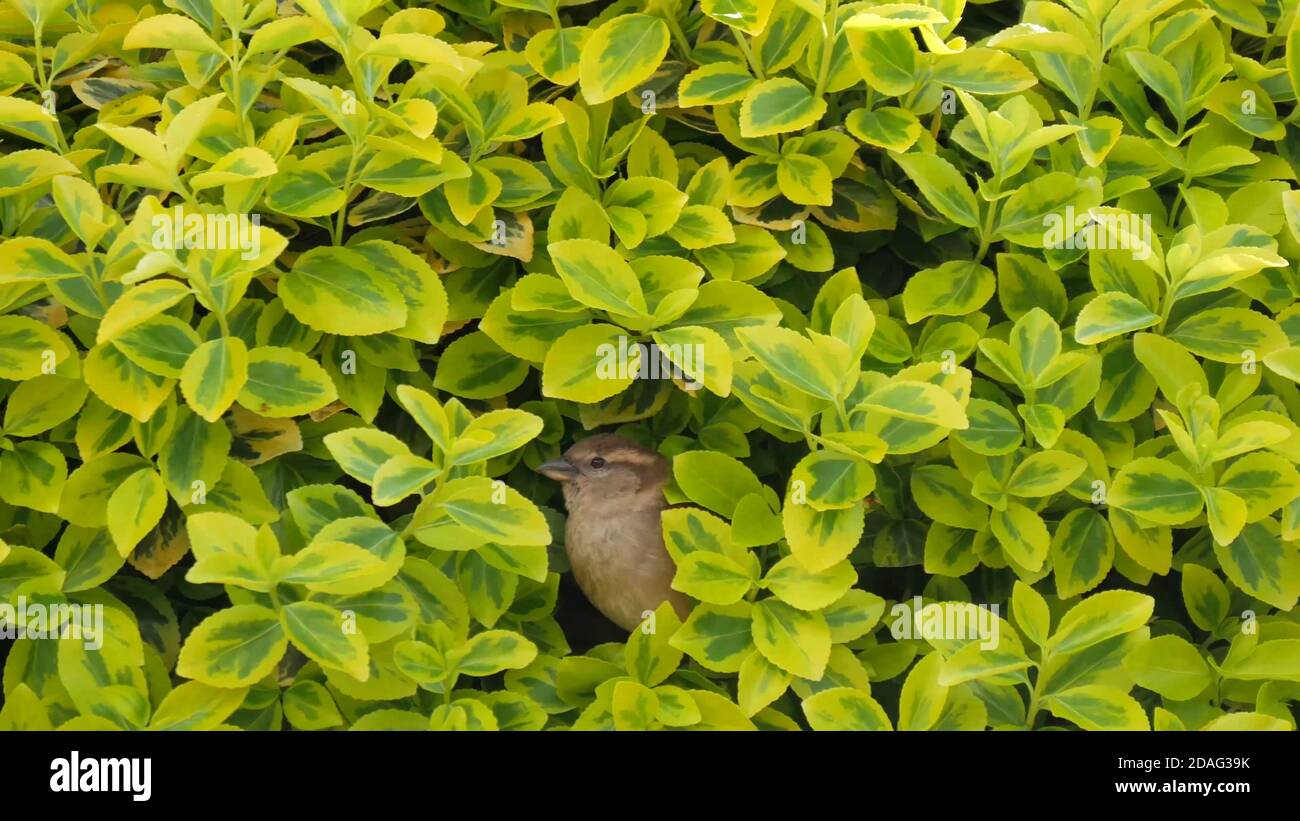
[536,433,670,511]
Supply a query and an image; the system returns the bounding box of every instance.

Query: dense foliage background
[1,0,1299,731]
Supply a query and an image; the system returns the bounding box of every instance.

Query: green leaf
[1046,590,1154,656]
[776,154,833,207]
[279,247,407,336]
[1213,522,1300,610]
[0,441,66,513]
[349,240,448,344]
[237,346,337,418]
[651,325,733,396]
[526,26,590,87]
[1073,292,1159,345]
[740,78,826,138]
[0,316,68,380]
[902,260,995,323]
[845,106,921,152]
[668,204,736,249]
[1051,508,1114,599]
[542,323,636,403]
[669,601,755,673]
[801,687,893,730]
[931,48,1036,95]
[125,12,225,55]
[1133,333,1208,402]
[1123,635,1211,700]
[185,511,278,591]
[990,502,1050,571]
[277,538,392,594]
[783,499,865,572]
[1167,308,1288,363]
[761,556,856,611]
[282,680,344,730]
[458,630,538,676]
[106,468,167,557]
[626,601,684,687]
[1180,564,1228,632]
[98,280,192,344]
[1006,450,1087,498]
[1109,457,1204,525]
[679,62,755,108]
[280,601,370,680]
[791,450,875,510]
[323,427,410,485]
[1219,639,1300,682]
[737,650,791,717]
[661,506,742,566]
[910,465,987,529]
[952,399,1022,455]
[1012,581,1050,648]
[611,680,659,730]
[673,551,754,605]
[547,238,647,317]
[736,325,839,402]
[180,337,248,422]
[859,381,967,429]
[898,652,949,731]
[418,477,550,548]
[892,152,980,228]
[434,331,529,400]
[750,598,830,679]
[671,452,764,520]
[176,605,287,687]
[149,681,250,730]
[1045,685,1149,730]
[578,14,670,105]
[0,236,82,284]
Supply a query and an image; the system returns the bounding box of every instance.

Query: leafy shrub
[0,0,1299,732]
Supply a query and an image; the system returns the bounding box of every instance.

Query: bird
[536,433,693,632]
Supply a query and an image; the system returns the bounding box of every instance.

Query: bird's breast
[563,502,688,631]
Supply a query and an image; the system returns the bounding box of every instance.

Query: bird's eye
[590,457,606,469]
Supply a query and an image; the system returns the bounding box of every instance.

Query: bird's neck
[562,482,668,519]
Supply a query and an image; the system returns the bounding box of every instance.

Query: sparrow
[537,433,692,632]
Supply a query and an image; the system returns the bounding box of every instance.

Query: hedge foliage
[1,0,1300,731]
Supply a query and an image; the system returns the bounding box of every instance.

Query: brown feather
[539,434,692,631]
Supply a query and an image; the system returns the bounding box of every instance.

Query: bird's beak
[537,458,578,482]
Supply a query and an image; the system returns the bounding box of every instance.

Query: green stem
[1025,654,1048,729]
[228,27,254,146]
[660,4,692,59]
[811,0,841,104]
[735,33,765,80]
[1166,177,1189,227]
[333,141,362,245]
[1022,386,1037,447]
[1155,288,1176,334]
[974,198,1000,263]
[1260,35,1278,64]
[33,26,47,89]
[33,24,69,154]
